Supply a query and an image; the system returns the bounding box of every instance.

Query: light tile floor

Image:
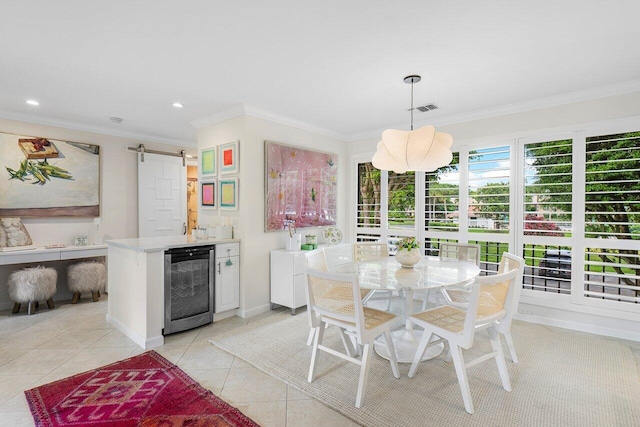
[0,296,358,427]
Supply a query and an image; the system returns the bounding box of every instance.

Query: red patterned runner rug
[25,350,259,427]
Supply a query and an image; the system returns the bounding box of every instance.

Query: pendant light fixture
[372,75,453,173]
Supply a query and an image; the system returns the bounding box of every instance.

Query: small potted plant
[395,237,421,268]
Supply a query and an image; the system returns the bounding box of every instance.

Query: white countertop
[106,236,239,252]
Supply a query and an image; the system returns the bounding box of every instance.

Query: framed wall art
[264,140,338,232]
[201,146,217,176]
[0,132,100,217]
[219,178,238,210]
[201,180,216,209]
[219,140,239,175]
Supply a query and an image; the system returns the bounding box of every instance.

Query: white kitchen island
[106,236,239,349]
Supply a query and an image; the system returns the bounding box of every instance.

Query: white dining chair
[306,268,400,408]
[353,242,394,309]
[443,252,525,363]
[417,242,481,311]
[304,250,369,352]
[407,268,519,414]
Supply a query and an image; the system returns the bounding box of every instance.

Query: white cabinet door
[215,244,240,312]
[138,152,187,238]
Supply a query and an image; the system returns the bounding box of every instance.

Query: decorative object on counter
[305,234,317,246]
[395,236,421,268]
[8,266,57,315]
[201,146,217,176]
[24,351,260,427]
[0,132,100,217]
[192,226,208,240]
[68,261,106,303]
[0,217,32,248]
[208,225,232,239]
[219,140,239,175]
[285,222,302,251]
[201,180,216,208]
[74,236,89,246]
[219,178,238,210]
[322,227,342,245]
[264,140,338,232]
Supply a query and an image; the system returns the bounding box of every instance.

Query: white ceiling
[1,1,639,146]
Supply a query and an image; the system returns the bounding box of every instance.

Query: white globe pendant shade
[372,125,453,173]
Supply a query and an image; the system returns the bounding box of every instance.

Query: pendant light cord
[410,80,414,131]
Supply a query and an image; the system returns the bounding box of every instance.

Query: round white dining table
[332,256,480,363]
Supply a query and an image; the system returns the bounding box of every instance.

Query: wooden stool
[8,266,57,315]
[67,261,106,304]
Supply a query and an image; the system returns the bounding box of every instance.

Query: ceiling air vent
[416,104,438,112]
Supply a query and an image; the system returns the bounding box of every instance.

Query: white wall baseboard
[515,302,640,342]
[106,314,164,349]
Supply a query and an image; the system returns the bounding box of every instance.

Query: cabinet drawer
[216,243,239,259]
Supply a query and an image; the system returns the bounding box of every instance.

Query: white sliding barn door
[138,152,187,237]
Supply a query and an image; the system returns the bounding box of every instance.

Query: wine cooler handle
[218,262,221,274]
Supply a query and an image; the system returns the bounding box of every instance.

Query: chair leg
[306,327,316,346]
[408,331,433,378]
[27,301,36,315]
[308,320,325,383]
[92,291,100,302]
[355,343,373,408]
[503,332,518,363]
[46,298,55,309]
[382,329,400,379]
[338,328,356,357]
[489,328,512,392]
[71,292,81,304]
[12,303,21,314]
[450,344,474,414]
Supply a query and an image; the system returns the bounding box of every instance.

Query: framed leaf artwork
[219,140,239,175]
[0,132,100,217]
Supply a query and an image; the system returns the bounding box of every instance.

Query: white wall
[196,115,348,317]
[0,118,196,308]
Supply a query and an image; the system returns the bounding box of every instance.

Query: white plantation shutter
[583,132,640,304]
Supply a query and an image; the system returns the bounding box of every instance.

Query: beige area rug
[209,312,640,427]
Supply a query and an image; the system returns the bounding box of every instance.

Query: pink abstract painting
[265,141,338,232]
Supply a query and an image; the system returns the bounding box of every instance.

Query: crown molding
[191,103,348,141]
[0,110,196,148]
[190,104,247,129]
[345,79,640,141]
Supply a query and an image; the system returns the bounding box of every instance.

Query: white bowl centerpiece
[395,237,421,268]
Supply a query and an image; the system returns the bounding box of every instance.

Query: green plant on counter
[5,158,73,184]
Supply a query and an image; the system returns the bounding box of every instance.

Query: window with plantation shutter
[583,131,640,304]
[468,146,510,232]
[520,138,573,294]
[388,171,415,229]
[425,153,460,232]
[356,162,381,229]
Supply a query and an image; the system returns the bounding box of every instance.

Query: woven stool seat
[67,261,106,303]
[8,266,57,315]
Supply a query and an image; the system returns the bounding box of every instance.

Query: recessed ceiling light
[26,99,39,106]
[172,102,184,108]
